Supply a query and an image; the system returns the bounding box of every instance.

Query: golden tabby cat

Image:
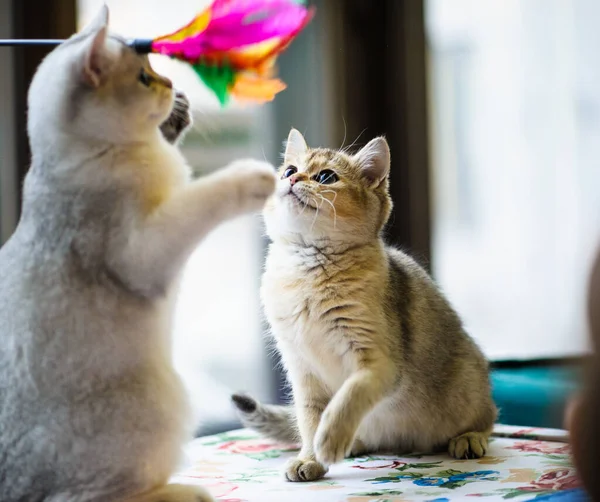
[232,129,496,482]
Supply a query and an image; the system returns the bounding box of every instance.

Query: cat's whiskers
[318,190,338,229]
[342,128,368,154]
[187,106,212,141]
[318,196,337,230]
[297,194,310,217]
[339,117,347,150]
[189,121,208,138]
[309,196,320,231]
[320,189,338,204]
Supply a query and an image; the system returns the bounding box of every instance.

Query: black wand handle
[0,38,154,54]
[0,39,65,46]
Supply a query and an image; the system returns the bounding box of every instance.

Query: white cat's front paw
[222,159,277,212]
[314,414,355,466]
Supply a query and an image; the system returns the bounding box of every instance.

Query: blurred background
[1,0,598,433]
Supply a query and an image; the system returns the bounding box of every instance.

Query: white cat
[0,6,275,502]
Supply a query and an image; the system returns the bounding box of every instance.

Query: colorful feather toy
[149,0,314,104]
[0,0,314,105]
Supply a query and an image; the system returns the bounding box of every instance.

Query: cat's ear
[354,137,390,188]
[80,4,110,37]
[79,6,112,88]
[284,128,308,165]
[81,25,110,88]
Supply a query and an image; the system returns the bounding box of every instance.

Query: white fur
[0,6,276,502]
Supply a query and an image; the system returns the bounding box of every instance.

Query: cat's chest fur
[262,242,388,391]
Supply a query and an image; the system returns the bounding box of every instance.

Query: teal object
[491,366,581,429]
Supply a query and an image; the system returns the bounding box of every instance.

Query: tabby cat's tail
[231,393,299,444]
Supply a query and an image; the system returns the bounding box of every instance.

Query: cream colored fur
[0,6,275,502]
[233,129,496,482]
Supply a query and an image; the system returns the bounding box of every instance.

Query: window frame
[325,0,432,266]
[11,0,77,213]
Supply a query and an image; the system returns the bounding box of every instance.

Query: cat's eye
[282,166,297,179]
[138,69,152,87]
[314,170,338,185]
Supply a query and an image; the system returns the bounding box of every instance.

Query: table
[172,425,585,501]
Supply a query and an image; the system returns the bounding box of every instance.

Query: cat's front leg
[111,159,276,295]
[314,352,395,466]
[285,371,329,482]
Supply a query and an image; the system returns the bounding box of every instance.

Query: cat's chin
[265,216,326,245]
[283,191,317,211]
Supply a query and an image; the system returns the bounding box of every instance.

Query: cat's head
[27,5,175,151]
[264,129,392,246]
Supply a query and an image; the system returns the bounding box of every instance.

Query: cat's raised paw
[448,432,488,459]
[224,159,277,211]
[285,457,328,482]
[160,90,192,144]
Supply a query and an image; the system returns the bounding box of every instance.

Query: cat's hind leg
[348,437,370,457]
[448,431,489,459]
[123,484,214,502]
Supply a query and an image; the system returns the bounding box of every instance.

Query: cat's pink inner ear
[354,137,391,187]
[82,26,109,88]
[284,128,308,165]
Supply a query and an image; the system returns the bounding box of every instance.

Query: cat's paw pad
[160,90,192,144]
[226,159,277,209]
[285,457,328,482]
[314,417,354,465]
[448,432,488,459]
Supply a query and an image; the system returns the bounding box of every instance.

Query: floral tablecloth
[171,425,586,502]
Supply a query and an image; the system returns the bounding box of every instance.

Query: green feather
[192,63,236,106]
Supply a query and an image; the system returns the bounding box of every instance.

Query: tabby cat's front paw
[285,457,328,482]
[223,159,277,212]
[314,417,355,466]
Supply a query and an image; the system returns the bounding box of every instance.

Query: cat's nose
[289,175,301,186]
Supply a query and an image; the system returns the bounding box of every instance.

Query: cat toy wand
[0,0,314,106]
[0,40,66,45]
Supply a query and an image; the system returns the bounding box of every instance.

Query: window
[0,1,18,243]
[426,0,599,359]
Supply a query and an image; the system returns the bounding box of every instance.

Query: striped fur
[232,129,496,482]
